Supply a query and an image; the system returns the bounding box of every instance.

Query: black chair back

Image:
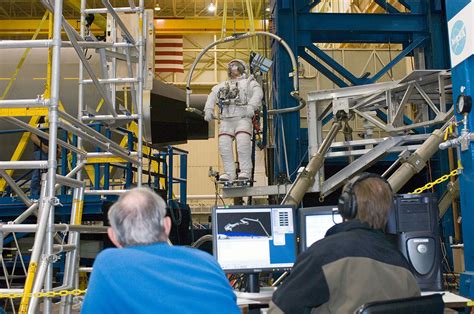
[356,294,444,314]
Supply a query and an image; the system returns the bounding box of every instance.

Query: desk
[235,289,274,302]
[421,291,472,308]
[236,289,274,314]
[237,290,472,312]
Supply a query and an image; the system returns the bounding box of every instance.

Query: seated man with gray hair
[82,188,240,314]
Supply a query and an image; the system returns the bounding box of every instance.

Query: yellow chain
[410,168,461,194]
[0,289,86,299]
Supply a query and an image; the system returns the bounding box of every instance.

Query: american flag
[155,35,184,73]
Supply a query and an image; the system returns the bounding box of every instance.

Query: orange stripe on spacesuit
[218,133,235,138]
[235,131,252,136]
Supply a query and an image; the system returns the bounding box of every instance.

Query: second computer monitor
[299,206,343,252]
[212,205,297,273]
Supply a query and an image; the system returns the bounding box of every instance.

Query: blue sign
[451,20,467,56]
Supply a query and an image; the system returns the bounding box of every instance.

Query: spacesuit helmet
[227,59,248,79]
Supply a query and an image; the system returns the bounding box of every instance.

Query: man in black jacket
[269,173,420,314]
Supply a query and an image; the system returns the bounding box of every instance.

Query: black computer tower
[386,193,443,291]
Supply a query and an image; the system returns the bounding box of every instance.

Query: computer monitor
[212,205,297,273]
[299,206,343,252]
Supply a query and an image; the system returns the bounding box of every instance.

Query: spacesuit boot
[219,173,232,182]
[237,172,250,181]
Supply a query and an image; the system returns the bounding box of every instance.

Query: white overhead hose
[185,31,306,116]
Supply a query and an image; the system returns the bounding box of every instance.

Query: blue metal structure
[0,127,188,218]
[160,146,188,206]
[270,0,450,180]
[445,0,474,299]
[0,195,107,223]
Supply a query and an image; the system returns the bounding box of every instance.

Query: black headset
[337,172,392,220]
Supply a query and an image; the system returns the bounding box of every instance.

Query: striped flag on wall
[155,35,184,73]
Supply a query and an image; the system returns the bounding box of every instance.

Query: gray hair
[108,187,168,246]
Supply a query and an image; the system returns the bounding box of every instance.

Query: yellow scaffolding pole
[0,108,49,117]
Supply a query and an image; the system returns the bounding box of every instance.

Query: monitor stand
[245,273,260,293]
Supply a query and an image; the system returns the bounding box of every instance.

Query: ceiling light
[265,7,270,12]
[208,1,216,12]
[155,3,161,11]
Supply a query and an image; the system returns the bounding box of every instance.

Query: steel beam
[0,161,48,170]
[0,98,49,107]
[371,36,427,81]
[298,13,427,34]
[221,184,292,198]
[0,224,106,234]
[84,7,140,14]
[374,0,400,13]
[305,44,365,85]
[299,49,349,88]
[0,40,52,48]
[84,189,128,195]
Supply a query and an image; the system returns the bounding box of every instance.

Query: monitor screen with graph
[212,205,297,273]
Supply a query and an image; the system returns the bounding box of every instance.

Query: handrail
[185,31,306,115]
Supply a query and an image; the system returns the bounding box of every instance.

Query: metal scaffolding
[0,0,148,313]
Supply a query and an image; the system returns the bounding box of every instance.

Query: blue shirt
[81,243,240,314]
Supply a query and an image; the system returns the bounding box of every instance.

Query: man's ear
[107,227,123,248]
[163,216,172,238]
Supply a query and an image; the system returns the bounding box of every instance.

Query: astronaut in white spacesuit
[204,59,263,182]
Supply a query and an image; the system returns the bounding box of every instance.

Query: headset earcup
[338,192,352,219]
[349,193,357,219]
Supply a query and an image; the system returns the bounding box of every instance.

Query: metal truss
[0,1,149,313]
[271,0,450,178]
[306,70,453,196]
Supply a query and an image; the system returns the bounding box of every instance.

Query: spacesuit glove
[204,110,214,122]
[245,107,256,119]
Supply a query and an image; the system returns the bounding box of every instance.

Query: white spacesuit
[204,59,264,181]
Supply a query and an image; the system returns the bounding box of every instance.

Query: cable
[147,154,152,187]
[214,181,226,206]
[218,193,226,206]
[427,158,434,193]
[440,236,459,289]
[288,150,309,179]
[248,119,258,205]
[167,201,182,226]
[191,234,213,249]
